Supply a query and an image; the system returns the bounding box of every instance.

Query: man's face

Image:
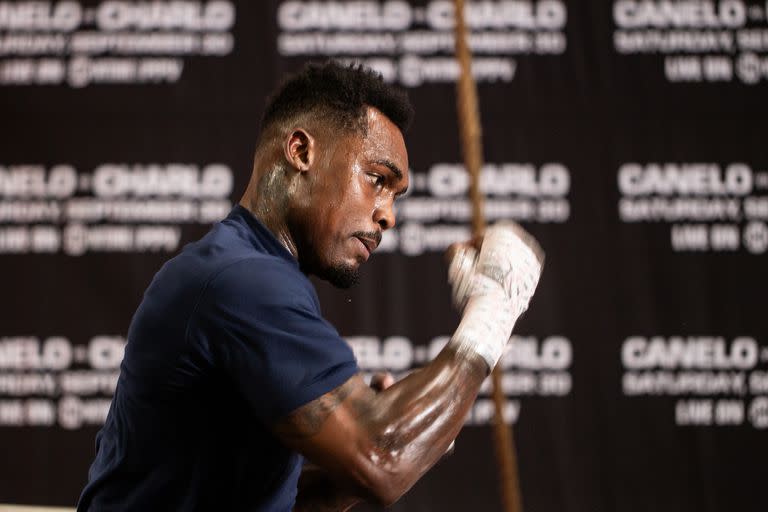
[293,107,409,288]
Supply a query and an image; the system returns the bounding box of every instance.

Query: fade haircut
[261,61,413,136]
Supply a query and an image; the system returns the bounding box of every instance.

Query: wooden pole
[452,1,524,511]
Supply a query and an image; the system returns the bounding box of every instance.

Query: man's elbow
[356,457,418,507]
[362,476,409,507]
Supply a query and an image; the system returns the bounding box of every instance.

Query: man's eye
[368,173,385,187]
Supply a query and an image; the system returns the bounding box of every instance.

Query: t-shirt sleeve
[189,257,359,424]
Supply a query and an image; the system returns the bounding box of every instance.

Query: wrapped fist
[447,222,545,371]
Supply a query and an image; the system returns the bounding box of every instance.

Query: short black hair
[261,61,413,135]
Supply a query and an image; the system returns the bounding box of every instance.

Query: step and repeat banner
[1,1,767,510]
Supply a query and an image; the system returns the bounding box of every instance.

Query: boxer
[78,61,543,511]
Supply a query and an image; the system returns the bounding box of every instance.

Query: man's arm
[290,373,397,512]
[277,345,487,506]
[277,223,543,507]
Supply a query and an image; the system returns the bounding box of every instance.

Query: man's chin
[321,264,360,289]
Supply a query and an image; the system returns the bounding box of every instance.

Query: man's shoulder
[172,218,306,289]
[139,228,309,328]
[206,254,311,301]
[188,229,313,308]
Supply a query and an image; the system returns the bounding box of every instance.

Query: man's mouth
[353,232,381,260]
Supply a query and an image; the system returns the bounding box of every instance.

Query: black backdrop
[2,1,767,510]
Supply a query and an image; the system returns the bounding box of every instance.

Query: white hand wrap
[447,244,478,311]
[448,222,544,371]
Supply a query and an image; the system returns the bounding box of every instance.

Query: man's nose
[374,199,396,230]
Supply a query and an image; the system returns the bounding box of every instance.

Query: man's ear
[284,128,315,173]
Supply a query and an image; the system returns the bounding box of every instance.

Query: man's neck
[238,195,299,260]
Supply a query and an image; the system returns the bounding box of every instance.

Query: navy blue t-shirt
[78,205,359,511]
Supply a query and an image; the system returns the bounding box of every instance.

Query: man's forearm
[355,345,488,499]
